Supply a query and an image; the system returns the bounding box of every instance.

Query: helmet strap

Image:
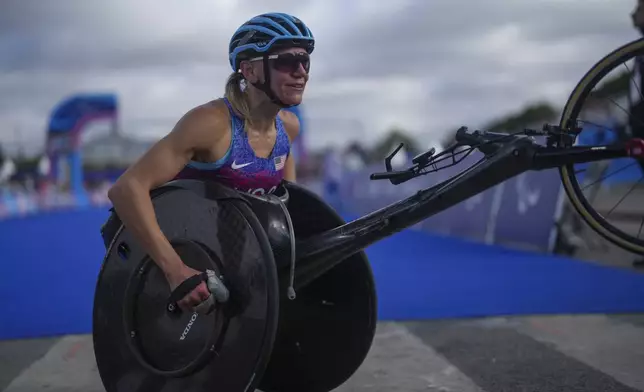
[250,54,294,109]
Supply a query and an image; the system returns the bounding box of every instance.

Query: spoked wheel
[559,37,644,255]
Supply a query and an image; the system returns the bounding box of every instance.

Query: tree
[439,68,632,146]
[485,101,558,133]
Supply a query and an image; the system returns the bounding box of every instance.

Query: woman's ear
[240,60,261,84]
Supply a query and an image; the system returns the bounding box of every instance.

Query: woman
[107,12,314,312]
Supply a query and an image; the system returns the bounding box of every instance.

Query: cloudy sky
[0,0,641,155]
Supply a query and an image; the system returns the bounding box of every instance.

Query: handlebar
[455,127,517,146]
[369,169,416,184]
[370,126,536,185]
[454,127,484,145]
[369,172,398,180]
[454,127,525,155]
[369,122,587,186]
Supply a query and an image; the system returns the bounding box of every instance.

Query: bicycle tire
[559,37,644,255]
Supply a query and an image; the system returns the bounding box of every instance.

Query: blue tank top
[174,98,291,195]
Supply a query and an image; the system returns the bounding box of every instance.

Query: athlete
[107,12,314,313]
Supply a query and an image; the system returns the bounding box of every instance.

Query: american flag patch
[274,154,287,170]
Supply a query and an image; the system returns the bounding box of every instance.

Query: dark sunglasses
[250,52,310,74]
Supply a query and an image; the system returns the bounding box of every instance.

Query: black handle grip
[389,171,417,185]
[166,272,209,314]
[370,172,397,180]
[455,128,482,146]
[370,169,417,184]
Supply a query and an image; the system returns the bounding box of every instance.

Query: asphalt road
[2,314,644,392]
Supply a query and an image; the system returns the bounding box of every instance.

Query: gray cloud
[0,0,640,156]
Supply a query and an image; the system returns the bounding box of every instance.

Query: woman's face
[268,47,310,105]
[244,47,311,105]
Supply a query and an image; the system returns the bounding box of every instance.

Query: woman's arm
[279,110,301,183]
[108,103,228,278]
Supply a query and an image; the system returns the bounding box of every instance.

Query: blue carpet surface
[1,208,643,340]
[0,208,109,340]
[363,228,644,321]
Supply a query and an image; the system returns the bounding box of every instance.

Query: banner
[489,169,563,252]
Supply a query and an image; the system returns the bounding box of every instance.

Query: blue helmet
[228,13,315,72]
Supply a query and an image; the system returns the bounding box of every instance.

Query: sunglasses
[249,52,311,74]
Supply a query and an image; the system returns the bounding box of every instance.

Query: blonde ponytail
[224,71,253,124]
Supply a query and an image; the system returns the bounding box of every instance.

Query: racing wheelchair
[93,38,644,392]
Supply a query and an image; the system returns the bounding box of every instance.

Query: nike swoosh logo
[231,161,252,170]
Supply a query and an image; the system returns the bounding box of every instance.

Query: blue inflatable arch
[45,93,118,198]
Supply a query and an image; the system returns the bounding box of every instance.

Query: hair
[224,71,253,124]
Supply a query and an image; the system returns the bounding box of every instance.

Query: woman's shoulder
[179,98,227,117]
[277,110,300,142]
[171,99,232,147]
[196,98,231,118]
